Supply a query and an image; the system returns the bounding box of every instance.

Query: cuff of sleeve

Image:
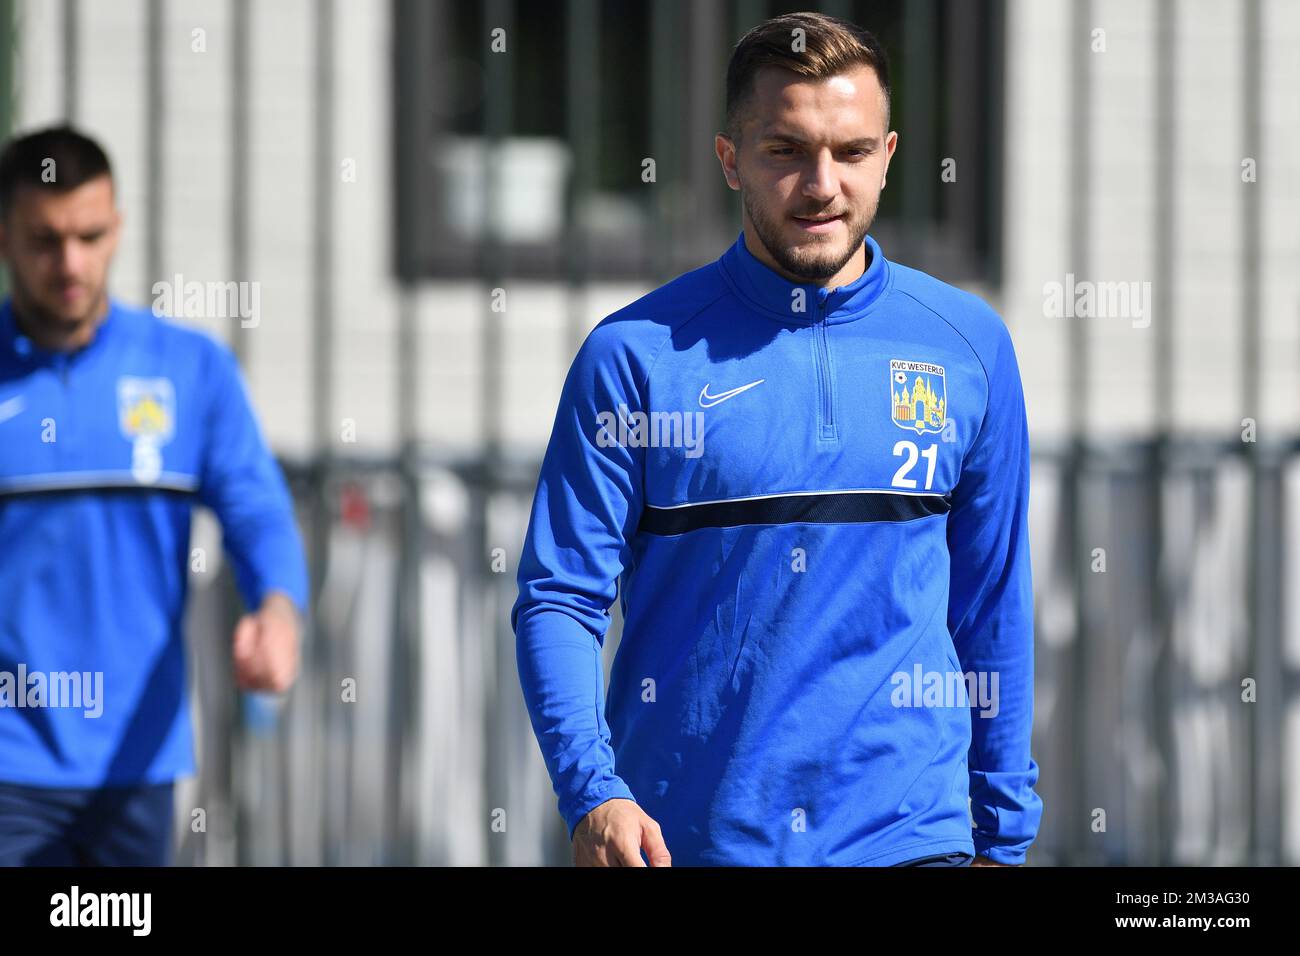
[251,577,310,619]
[972,833,1028,865]
[564,779,637,841]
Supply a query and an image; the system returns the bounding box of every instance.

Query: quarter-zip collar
[718,228,893,325]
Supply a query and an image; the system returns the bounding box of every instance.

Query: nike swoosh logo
[698,379,765,408]
[0,395,24,424]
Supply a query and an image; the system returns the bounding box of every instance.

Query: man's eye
[771,147,796,156]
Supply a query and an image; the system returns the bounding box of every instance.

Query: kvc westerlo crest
[117,376,176,444]
[889,359,947,435]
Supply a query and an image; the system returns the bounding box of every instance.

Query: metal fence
[167,438,1298,866]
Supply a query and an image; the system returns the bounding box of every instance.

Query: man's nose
[57,239,85,275]
[802,150,840,201]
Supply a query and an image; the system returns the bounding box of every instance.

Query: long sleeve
[945,319,1043,864]
[196,341,310,617]
[511,321,648,839]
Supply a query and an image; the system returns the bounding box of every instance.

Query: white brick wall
[12,0,1299,452]
[1003,0,1300,440]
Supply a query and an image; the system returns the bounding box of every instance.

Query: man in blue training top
[0,125,309,866]
[513,12,1043,867]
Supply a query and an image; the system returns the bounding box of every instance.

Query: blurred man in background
[0,125,308,866]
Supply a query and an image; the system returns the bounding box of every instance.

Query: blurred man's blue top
[512,230,1043,865]
[0,296,308,787]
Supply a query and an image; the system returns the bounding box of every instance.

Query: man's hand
[232,590,301,693]
[573,798,671,867]
[970,855,1013,867]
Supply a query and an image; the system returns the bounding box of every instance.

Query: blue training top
[512,230,1043,865]
[0,297,308,787]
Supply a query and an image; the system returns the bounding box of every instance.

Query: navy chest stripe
[0,471,199,498]
[638,489,951,535]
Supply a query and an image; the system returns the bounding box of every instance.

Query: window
[393,0,1004,284]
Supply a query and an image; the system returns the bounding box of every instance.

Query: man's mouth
[792,213,844,233]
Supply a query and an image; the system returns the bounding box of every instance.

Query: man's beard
[8,272,107,333]
[741,183,875,282]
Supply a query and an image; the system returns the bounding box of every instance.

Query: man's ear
[715,132,740,191]
[881,129,899,190]
[104,208,124,260]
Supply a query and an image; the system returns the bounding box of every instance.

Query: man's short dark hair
[0,125,113,220]
[725,12,892,145]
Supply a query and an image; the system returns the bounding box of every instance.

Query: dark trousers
[0,780,175,866]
